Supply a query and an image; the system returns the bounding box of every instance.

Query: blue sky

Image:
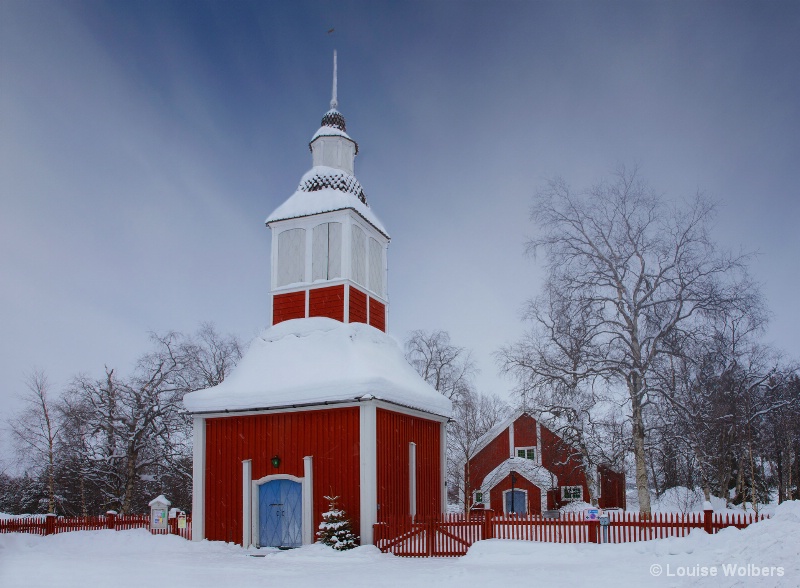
[2,1,799,464]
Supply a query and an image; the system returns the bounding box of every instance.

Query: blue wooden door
[505,490,527,515]
[259,479,302,547]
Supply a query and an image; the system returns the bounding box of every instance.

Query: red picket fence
[373,509,767,557]
[0,512,192,541]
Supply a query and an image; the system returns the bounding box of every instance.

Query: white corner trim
[192,416,205,541]
[536,421,542,465]
[359,402,377,544]
[242,460,252,547]
[440,421,447,514]
[508,421,515,459]
[303,456,314,545]
[409,442,417,517]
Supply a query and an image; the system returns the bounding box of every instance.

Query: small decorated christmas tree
[317,495,359,550]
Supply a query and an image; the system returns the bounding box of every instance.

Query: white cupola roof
[266,51,388,239]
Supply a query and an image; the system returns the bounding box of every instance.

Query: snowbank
[2,502,797,588]
[627,486,778,515]
[183,318,452,418]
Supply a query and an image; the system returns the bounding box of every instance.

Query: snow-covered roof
[265,166,389,239]
[480,457,557,493]
[183,318,452,418]
[311,125,354,143]
[148,495,171,507]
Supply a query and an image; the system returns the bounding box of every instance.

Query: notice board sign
[584,508,601,521]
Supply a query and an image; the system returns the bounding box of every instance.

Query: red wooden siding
[273,291,306,324]
[468,414,625,511]
[349,286,368,324]
[369,298,386,332]
[540,425,588,487]
[309,285,345,321]
[514,413,537,447]
[539,425,589,508]
[468,428,510,502]
[376,409,441,518]
[488,473,542,515]
[204,407,360,544]
[598,464,626,510]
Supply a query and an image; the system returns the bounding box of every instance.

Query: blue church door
[505,490,527,515]
[259,479,302,547]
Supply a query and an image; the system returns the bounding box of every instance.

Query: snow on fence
[0,512,192,541]
[373,509,767,557]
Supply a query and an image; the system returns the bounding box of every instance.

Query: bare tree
[60,326,243,514]
[179,322,243,390]
[405,329,508,509]
[405,330,476,402]
[449,389,509,509]
[525,166,747,514]
[498,281,626,505]
[8,370,60,513]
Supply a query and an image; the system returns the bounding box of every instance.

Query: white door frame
[502,488,529,515]
[251,462,313,547]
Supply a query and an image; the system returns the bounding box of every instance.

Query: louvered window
[312,222,342,281]
[277,228,306,286]
[368,237,383,296]
[351,225,366,286]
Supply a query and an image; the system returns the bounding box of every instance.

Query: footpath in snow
[1,501,798,588]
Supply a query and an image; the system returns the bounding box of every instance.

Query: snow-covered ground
[2,501,798,588]
[627,486,778,516]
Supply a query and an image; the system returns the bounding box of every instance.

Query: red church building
[467,411,625,515]
[183,54,452,548]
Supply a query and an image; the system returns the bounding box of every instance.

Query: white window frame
[472,490,484,505]
[516,446,537,461]
[561,485,583,502]
[276,228,307,287]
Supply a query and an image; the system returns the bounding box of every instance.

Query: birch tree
[405,330,475,402]
[524,166,746,514]
[8,370,60,513]
[448,389,509,509]
[498,279,626,505]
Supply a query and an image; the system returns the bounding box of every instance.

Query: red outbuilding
[183,54,452,548]
[467,411,626,515]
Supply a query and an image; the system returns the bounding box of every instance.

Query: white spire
[330,50,338,110]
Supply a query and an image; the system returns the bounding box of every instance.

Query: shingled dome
[265,165,388,238]
[299,166,367,205]
[321,108,346,131]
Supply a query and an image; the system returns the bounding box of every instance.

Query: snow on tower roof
[266,166,389,238]
[183,318,452,418]
[310,120,354,143]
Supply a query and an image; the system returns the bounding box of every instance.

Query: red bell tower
[265,52,389,331]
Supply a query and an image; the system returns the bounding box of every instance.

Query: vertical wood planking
[348,286,368,324]
[273,291,306,324]
[376,409,441,519]
[204,407,360,544]
[308,285,345,321]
